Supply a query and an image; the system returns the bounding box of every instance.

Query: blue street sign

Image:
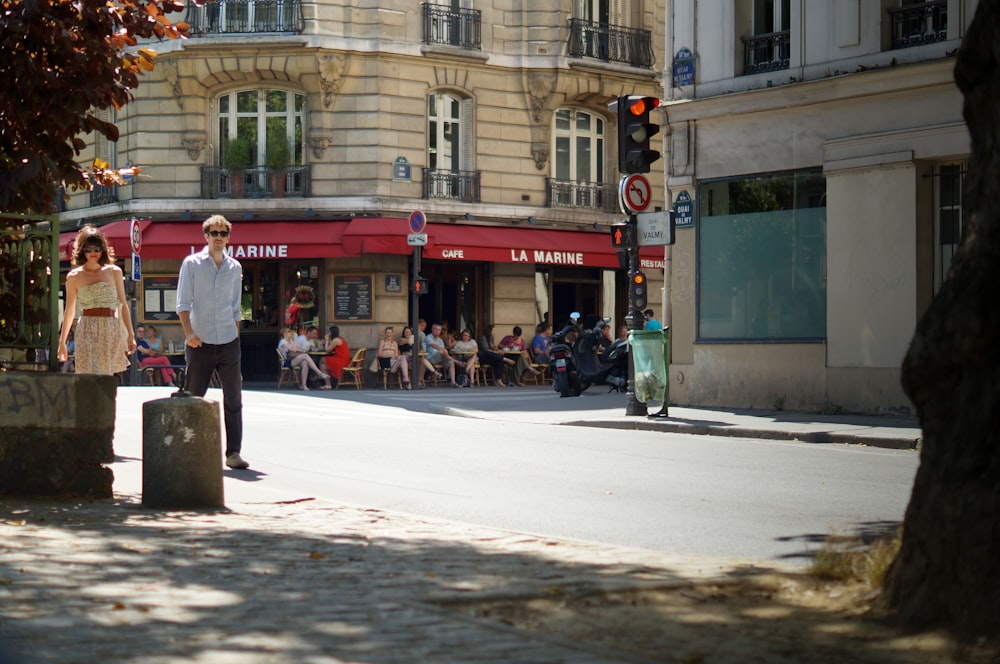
[673,191,694,227]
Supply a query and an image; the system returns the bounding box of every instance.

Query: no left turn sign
[620,174,652,214]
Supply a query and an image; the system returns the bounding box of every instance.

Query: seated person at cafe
[531,322,552,364]
[423,322,457,387]
[449,329,479,387]
[323,325,350,387]
[376,326,411,389]
[296,325,322,351]
[499,325,541,386]
[278,327,330,390]
[477,324,511,387]
[136,324,177,386]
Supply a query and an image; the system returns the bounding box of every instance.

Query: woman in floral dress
[57,226,136,375]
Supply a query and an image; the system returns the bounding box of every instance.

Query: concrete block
[142,394,224,509]
[0,373,116,497]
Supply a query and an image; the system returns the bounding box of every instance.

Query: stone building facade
[659,0,975,413]
[61,1,666,382]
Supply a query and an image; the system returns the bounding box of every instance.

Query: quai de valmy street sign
[636,209,675,246]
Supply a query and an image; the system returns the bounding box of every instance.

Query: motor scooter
[549,316,627,397]
[549,313,583,397]
[574,320,627,393]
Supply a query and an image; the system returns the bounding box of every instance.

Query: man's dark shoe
[226,453,249,469]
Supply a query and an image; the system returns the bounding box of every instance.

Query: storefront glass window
[698,170,826,341]
[283,264,320,330]
[240,262,281,329]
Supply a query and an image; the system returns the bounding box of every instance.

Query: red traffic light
[627,97,659,116]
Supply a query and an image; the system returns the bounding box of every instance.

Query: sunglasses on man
[206,230,230,237]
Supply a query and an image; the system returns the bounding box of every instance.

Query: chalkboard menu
[332,274,374,321]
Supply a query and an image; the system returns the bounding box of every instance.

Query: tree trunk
[881,2,1000,640]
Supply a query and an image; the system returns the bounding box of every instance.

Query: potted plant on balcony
[223,135,253,199]
[265,135,291,199]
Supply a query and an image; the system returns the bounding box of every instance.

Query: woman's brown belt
[82,308,116,317]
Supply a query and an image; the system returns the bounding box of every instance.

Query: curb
[432,405,921,451]
[562,420,922,450]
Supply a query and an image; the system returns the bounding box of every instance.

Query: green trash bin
[628,328,670,405]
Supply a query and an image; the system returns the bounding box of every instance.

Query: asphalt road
[113,386,920,564]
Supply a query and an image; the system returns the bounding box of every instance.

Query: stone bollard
[142,392,224,509]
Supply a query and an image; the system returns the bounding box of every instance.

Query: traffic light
[412,276,429,295]
[628,270,647,310]
[617,95,661,174]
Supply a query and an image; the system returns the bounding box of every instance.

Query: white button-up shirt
[175,247,242,345]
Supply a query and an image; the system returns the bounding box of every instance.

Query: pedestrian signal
[412,276,429,295]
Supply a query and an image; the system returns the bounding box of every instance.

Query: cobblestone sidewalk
[0,494,776,664]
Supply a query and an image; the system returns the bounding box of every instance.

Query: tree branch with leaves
[0,0,199,215]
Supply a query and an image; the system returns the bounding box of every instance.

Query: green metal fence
[0,213,61,372]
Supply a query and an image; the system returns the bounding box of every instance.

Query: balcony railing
[742,30,790,75]
[89,184,118,207]
[200,166,311,199]
[889,0,947,50]
[568,19,653,68]
[421,169,481,203]
[186,0,304,35]
[422,3,482,50]
[547,179,619,213]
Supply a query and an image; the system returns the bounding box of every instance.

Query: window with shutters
[90,108,118,206]
[423,91,480,202]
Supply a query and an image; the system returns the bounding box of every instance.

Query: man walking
[176,215,248,470]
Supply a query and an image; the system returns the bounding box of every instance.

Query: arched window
[425,92,478,201]
[217,89,305,169]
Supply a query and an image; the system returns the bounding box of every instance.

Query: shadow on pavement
[0,498,964,664]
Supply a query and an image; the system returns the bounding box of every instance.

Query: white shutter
[612,0,632,26]
[461,97,474,171]
[95,108,113,166]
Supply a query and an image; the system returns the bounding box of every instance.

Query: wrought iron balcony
[200,166,311,199]
[889,0,947,50]
[186,0,304,35]
[567,19,653,69]
[422,3,482,50]
[89,184,118,207]
[547,179,619,213]
[421,168,481,203]
[742,30,790,75]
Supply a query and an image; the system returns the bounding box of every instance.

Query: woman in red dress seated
[323,325,350,387]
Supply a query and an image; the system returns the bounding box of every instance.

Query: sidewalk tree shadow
[1,500,989,663]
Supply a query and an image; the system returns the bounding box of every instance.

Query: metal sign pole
[624,213,647,417]
[410,245,421,378]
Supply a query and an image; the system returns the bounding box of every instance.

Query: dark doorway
[413,260,486,337]
[550,268,601,328]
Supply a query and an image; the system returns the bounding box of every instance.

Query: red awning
[60,217,666,270]
[61,220,352,261]
[60,219,152,262]
[342,217,664,269]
